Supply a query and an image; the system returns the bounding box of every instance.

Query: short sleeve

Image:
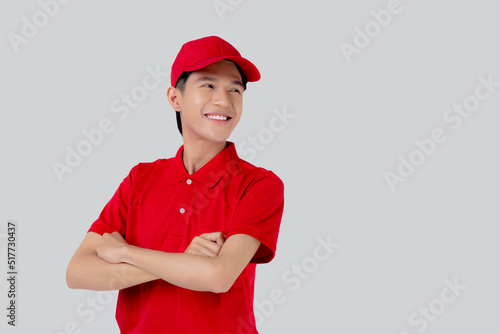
[226,171,284,264]
[87,165,138,236]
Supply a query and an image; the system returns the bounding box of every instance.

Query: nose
[211,87,230,107]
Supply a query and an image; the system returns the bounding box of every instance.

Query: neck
[182,139,227,175]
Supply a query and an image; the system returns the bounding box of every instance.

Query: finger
[200,232,225,246]
[198,246,218,258]
[100,233,110,244]
[110,232,124,240]
[104,232,117,239]
[196,237,223,254]
[213,233,225,246]
[101,234,113,244]
[186,244,218,257]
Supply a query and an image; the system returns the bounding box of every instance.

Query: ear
[167,86,182,111]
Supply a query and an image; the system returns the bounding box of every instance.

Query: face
[168,60,244,145]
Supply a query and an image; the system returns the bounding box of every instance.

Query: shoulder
[135,157,173,172]
[236,158,284,193]
[127,157,174,183]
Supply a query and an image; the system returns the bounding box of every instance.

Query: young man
[66,36,284,334]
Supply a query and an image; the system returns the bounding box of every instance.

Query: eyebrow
[196,76,244,88]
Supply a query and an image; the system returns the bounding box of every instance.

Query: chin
[208,131,233,143]
[211,136,230,144]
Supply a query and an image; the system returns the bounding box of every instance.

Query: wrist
[120,244,135,264]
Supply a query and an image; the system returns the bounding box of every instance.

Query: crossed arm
[66,231,260,293]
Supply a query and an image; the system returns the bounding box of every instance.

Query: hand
[184,232,226,257]
[96,232,129,264]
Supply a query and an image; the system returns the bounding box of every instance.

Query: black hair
[174,71,193,136]
[173,60,249,136]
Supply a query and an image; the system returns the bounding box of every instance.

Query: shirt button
[186,179,192,185]
[179,208,185,214]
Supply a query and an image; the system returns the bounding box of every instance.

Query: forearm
[122,245,226,293]
[93,232,259,293]
[67,252,158,291]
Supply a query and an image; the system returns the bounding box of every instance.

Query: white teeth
[207,115,228,121]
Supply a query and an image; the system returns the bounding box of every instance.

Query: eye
[202,84,214,89]
[229,88,241,94]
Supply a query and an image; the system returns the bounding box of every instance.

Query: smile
[206,115,230,121]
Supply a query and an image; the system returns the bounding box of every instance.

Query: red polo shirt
[88,142,284,334]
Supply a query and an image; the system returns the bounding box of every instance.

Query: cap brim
[184,56,261,82]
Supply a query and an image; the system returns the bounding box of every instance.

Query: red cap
[170,36,261,87]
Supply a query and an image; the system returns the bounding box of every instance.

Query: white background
[1,0,499,333]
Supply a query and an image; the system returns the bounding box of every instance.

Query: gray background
[1,0,499,333]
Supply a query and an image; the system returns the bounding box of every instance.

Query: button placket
[178,178,193,216]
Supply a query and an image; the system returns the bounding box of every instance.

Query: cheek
[231,96,243,112]
[192,92,206,106]
[233,108,242,121]
[184,90,208,110]
[234,103,243,121]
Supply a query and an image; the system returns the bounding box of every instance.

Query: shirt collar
[166,141,240,188]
